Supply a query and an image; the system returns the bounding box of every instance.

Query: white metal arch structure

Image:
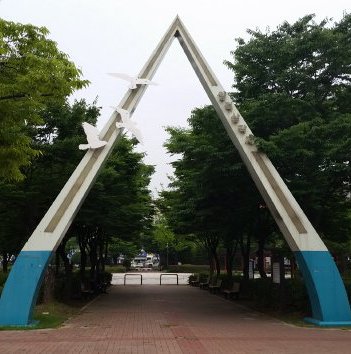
[1,17,350,327]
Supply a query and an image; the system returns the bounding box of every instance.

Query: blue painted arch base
[0,250,52,326]
[294,251,351,326]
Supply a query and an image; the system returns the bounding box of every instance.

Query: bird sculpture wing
[116,118,143,145]
[108,73,158,89]
[135,78,158,86]
[80,122,107,149]
[127,123,143,145]
[114,107,130,121]
[114,106,129,131]
[107,73,133,82]
[112,107,143,144]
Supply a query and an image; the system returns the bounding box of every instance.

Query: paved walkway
[1,285,351,353]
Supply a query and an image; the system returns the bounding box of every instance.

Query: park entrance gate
[0,17,350,327]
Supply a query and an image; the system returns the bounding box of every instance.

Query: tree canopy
[0,99,97,268]
[224,14,351,244]
[161,105,264,276]
[0,18,88,181]
[0,98,155,279]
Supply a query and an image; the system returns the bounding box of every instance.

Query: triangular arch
[0,16,350,326]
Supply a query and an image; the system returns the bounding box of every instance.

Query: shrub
[105,265,126,273]
[188,274,198,284]
[167,264,210,273]
[100,271,112,285]
[0,272,9,296]
[0,271,8,287]
[53,271,81,301]
[122,259,131,271]
[238,276,310,314]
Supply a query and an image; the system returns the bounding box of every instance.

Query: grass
[0,300,89,331]
[273,312,351,330]
[238,298,351,330]
[167,264,210,273]
[105,265,126,273]
[236,298,315,328]
[275,312,317,328]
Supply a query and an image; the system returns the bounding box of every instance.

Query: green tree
[0,18,88,181]
[0,95,155,295]
[70,136,155,283]
[0,99,99,272]
[163,106,264,277]
[224,13,351,252]
[108,238,139,264]
[152,216,175,251]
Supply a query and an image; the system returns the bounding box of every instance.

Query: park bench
[81,282,95,299]
[189,273,200,286]
[222,282,240,299]
[95,280,108,293]
[199,276,210,289]
[209,279,222,294]
[81,279,109,299]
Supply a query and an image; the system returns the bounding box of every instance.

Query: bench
[81,283,95,299]
[189,274,200,287]
[209,279,222,294]
[81,279,109,298]
[95,281,108,293]
[199,276,210,289]
[222,282,240,299]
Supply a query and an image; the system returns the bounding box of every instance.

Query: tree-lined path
[1,285,351,353]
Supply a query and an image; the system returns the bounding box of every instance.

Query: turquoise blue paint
[0,250,52,326]
[294,251,351,326]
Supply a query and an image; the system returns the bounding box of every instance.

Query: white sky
[1,0,350,195]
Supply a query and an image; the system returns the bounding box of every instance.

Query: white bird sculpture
[107,73,158,90]
[79,122,107,150]
[113,107,144,145]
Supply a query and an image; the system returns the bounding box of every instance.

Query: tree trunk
[57,243,71,276]
[213,251,221,277]
[56,241,72,299]
[255,204,273,279]
[42,266,55,304]
[55,252,60,275]
[203,233,220,279]
[208,250,214,278]
[208,245,220,277]
[2,253,8,273]
[78,235,87,283]
[240,233,251,280]
[89,237,98,284]
[225,248,233,278]
[257,236,267,278]
[103,240,109,271]
[225,239,239,278]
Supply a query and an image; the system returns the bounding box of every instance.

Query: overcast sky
[1,0,349,195]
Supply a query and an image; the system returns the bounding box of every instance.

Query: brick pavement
[1,285,351,353]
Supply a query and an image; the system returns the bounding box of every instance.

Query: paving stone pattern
[1,285,351,353]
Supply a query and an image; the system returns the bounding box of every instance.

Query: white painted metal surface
[22,16,326,255]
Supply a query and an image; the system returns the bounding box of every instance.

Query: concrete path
[1,285,351,353]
